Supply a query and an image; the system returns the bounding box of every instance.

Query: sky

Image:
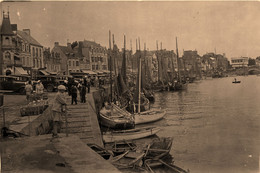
[1,1,260,59]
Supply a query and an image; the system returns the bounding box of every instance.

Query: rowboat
[112,141,137,156]
[135,109,166,125]
[110,150,145,169]
[87,143,113,160]
[145,137,173,160]
[144,159,189,173]
[103,127,160,143]
[99,103,135,129]
[232,81,241,83]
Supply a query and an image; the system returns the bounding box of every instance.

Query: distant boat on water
[232,78,241,83]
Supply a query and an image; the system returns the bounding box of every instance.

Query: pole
[138,55,141,114]
[2,106,5,127]
[130,39,133,74]
[64,106,68,137]
[109,30,113,103]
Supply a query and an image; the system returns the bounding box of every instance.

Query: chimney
[54,42,59,46]
[23,29,30,35]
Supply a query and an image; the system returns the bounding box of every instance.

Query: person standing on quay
[25,81,33,103]
[80,84,87,103]
[94,76,99,89]
[86,77,91,93]
[71,84,78,105]
[36,80,44,100]
[52,85,67,138]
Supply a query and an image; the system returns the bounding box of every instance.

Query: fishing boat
[174,37,188,91]
[102,126,160,143]
[112,141,137,156]
[127,95,150,113]
[135,108,166,125]
[99,103,135,129]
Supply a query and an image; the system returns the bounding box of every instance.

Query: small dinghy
[103,127,160,143]
[112,141,137,156]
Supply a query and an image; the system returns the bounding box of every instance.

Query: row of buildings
[0,11,254,79]
[0,11,109,77]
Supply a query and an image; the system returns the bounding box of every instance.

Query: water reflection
[151,76,260,173]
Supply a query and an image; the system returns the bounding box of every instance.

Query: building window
[36,48,38,57]
[86,57,90,64]
[27,57,29,66]
[33,47,35,57]
[92,65,95,70]
[5,52,11,60]
[95,57,98,62]
[76,61,79,66]
[22,44,25,51]
[73,61,75,67]
[69,61,71,66]
[91,57,94,62]
[96,65,98,70]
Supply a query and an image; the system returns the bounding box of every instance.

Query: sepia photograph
[0,1,259,173]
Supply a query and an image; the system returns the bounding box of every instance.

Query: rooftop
[17,30,42,47]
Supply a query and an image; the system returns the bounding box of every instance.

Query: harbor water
[149,76,260,173]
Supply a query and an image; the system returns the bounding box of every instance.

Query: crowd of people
[25,80,45,103]
[24,75,108,138]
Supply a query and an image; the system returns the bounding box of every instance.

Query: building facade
[43,47,61,73]
[230,57,249,68]
[1,11,43,76]
[51,42,73,75]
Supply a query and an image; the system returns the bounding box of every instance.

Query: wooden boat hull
[112,141,137,156]
[232,81,241,83]
[145,137,173,160]
[174,83,188,91]
[135,109,166,125]
[99,104,135,129]
[103,127,160,143]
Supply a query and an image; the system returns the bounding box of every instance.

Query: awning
[81,70,97,75]
[95,70,104,74]
[102,70,111,74]
[15,67,28,75]
[39,70,49,75]
[48,71,57,75]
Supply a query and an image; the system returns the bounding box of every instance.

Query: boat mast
[156,40,161,83]
[131,39,133,74]
[121,34,127,84]
[112,34,117,76]
[138,37,141,114]
[176,37,182,83]
[109,30,113,103]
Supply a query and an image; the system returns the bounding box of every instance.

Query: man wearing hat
[51,85,67,138]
